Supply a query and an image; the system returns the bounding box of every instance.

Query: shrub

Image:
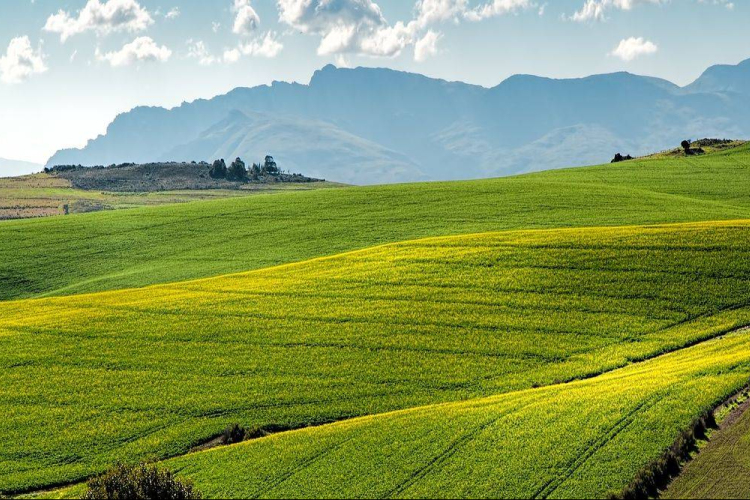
[222,423,247,444]
[82,463,202,500]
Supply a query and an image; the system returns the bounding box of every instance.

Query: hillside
[50,160,324,192]
[1,144,749,302]
[114,330,750,499]
[665,391,750,499]
[0,172,338,221]
[3,220,750,495]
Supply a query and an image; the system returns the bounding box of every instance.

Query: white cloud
[414,30,441,62]
[700,0,734,9]
[212,21,222,32]
[233,0,261,35]
[609,36,658,61]
[187,40,219,65]
[44,0,153,42]
[465,0,535,21]
[414,0,469,28]
[96,36,172,67]
[223,32,283,62]
[278,0,404,56]
[570,0,664,22]
[165,7,180,19]
[0,36,48,84]
[277,0,534,58]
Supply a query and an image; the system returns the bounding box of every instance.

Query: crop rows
[1,144,749,301]
[3,221,750,493]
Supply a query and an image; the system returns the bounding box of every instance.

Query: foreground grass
[1,145,750,301]
[3,221,750,493]
[664,394,750,499]
[0,173,340,220]
[31,330,750,499]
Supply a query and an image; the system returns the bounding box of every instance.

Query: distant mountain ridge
[0,158,42,178]
[47,58,750,184]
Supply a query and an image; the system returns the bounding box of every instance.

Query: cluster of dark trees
[611,153,634,163]
[681,140,705,156]
[209,155,280,181]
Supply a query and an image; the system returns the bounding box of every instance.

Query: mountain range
[47,58,750,184]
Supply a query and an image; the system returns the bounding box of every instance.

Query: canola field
[161,329,750,499]
[1,144,750,302]
[3,220,750,494]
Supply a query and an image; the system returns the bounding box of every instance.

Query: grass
[3,221,750,494]
[663,391,750,499]
[1,144,750,301]
[24,328,750,499]
[0,173,341,220]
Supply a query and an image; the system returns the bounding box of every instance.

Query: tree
[263,155,279,175]
[83,463,202,500]
[226,157,248,181]
[209,159,227,179]
[250,162,261,180]
[681,140,691,152]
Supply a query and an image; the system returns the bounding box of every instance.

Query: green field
[3,221,750,495]
[29,330,750,500]
[138,329,750,499]
[2,144,750,302]
[664,393,750,499]
[3,146,750,498]
[0,173,341,220]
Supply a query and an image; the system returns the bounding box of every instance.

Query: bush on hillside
[222,423,247,444]
[82,463,202,500]
[611,153,634,163]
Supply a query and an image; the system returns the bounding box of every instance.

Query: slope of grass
[0,173,340,220]
[3,221,750,493]
[164,330,750,499]
[29,329,750,499]
[664,393,750,499]
[1,144,750,301]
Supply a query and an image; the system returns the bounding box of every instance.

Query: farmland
[664,392,750,499]
[134,329,750,499]
[3,221,750,495]
[1,144,750,302]
[0,173,340,220]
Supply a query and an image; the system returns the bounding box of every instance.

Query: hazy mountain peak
[687,57,750,95]
[46,59,750,184]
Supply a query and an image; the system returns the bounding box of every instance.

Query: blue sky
[0,0,748,163]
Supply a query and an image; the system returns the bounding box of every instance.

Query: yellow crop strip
[3,220,750,496]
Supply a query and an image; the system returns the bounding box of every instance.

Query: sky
[0,0,748,164]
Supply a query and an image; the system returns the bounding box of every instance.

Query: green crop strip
[1,145,750,302]
[3,220,750,494]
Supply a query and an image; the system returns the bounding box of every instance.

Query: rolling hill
[128,329,750,499]
[3,221,750,495]
[4,145,750,498]
[46,59,750,184]
[2,144,750,302]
